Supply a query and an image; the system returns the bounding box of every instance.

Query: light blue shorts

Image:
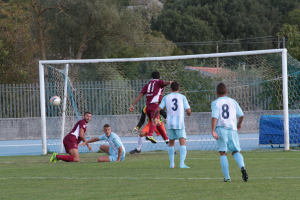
[215,127,241,153]
[167,128,186,140]
[109,147,125,162]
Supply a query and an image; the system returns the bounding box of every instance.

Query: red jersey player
[49,111,92,163]
[129,71,172,143]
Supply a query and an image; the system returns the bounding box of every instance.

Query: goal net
[39,49,300,155]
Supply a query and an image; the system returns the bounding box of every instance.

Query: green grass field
[0,150,299,199]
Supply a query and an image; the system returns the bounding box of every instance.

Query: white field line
[1,157,300,164]
[0,138,259,147]
[0,176,299,180]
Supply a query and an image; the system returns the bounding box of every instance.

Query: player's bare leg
[98,145,111,162]
[232,151,248,182]
[55,148,79,162]
[68,149,80,162]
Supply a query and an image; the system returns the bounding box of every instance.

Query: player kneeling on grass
[153,81,191,169]
[49,111,92,163]
[211,83,248,182]
[80,124,125,162]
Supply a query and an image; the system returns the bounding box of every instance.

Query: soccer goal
[39,49,300,155]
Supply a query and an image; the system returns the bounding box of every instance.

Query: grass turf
[0,150,299,199]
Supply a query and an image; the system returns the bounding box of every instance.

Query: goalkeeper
[130,105,169,154]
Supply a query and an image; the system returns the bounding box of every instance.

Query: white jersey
[211,96,244,130]
[159,92,190,129]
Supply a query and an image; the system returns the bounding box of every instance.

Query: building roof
[130,0,163,6]
[185,66,237,77]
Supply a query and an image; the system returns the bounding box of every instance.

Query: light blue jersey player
[211,83,248,182]
[80,124,125,162]
[153,81,191,169]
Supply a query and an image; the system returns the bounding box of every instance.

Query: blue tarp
[259,114,300,144]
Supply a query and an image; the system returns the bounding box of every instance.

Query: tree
[44,0,149,59]
[278,24,300,61]
[0,2,39,84]
[29,0,70,60]
[285,8,300,27]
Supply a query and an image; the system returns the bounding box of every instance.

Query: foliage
[278,24,300,61]
[285,8,300,28]
[151,0,292,54]
[0,2,39,84]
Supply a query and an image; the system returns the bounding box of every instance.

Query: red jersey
[141,79,165,106]
[68,119,87,144]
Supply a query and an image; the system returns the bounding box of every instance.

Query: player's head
[83,111,92,123]
[151,71,160,79]
[216,83,227,96]
[171,81,180,92]
[103,124,111,137]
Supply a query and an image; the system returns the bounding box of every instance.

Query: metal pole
[39,63,47,155]
[216,43,219,68]
[282,49,289,150]
[283,37,285,49]
[60,64,69,153]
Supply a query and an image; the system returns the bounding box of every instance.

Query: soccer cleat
[146,136,157,144]
[49,152,58,163]
[223,178,231,182]
[179,164,190,169]
[165,139,169,144]
[241,166,248,182]
[130,148,141,154]
[174,151,177,155]
[170,165,175,168]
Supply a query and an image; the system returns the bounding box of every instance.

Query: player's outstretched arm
[163,81,173,86]
[79,137,100,150]
[78,128,92,150]
[116,146,123,162]
[211,118,219,140]
[237,115,244,130]
[129,93,145,112]
[186,108,191,116]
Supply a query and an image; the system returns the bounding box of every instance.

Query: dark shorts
[146,103,160,120]
[63,134,78,153]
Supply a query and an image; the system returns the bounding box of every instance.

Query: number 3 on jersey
[172,98,178,111]
[222,104,229,119]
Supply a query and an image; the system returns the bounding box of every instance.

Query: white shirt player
[99,132,126,157]
[159,92,190,129]
[211,96,244,130]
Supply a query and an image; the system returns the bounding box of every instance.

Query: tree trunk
[31,0,46,60]
[76,15,92,59]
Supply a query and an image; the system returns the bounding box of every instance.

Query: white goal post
[39,49,289,155]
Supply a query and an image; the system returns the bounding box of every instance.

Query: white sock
[137,136,143,150]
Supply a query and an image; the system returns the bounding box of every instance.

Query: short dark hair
[151,71,160,79]
[217,83,227,95]
[84,111,91,116]
[171,81,179,91]
[103,124,110,128]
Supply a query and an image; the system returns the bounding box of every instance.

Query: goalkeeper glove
[131,127,139,133]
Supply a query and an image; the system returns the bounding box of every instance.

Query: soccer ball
[50,96,61,106]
